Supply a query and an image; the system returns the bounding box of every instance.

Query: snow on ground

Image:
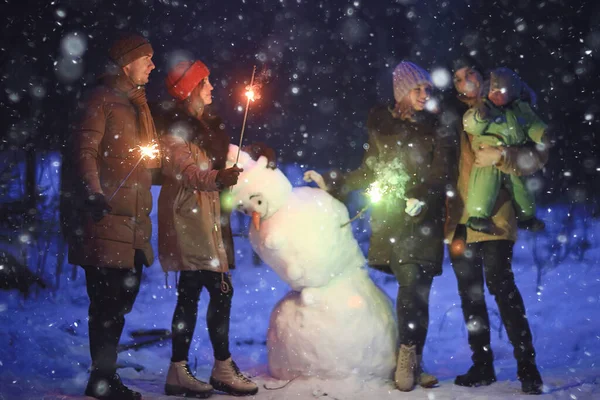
[0,187,598,399]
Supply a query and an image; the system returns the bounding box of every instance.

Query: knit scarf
[104,72,161,168]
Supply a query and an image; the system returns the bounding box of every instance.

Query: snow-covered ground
[1,185,598,399]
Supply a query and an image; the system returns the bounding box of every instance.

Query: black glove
[85,193,112,222]
[216,165,243,189]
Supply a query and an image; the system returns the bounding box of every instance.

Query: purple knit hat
[392,61,432,103]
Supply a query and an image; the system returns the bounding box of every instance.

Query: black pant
[391,263,434,355]
[84,251,144,377]
[171,270,233,363]
[450,227,536,365]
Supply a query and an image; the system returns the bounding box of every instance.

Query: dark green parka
[330,105,455,276]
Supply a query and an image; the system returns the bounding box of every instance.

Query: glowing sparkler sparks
[340,173,408,228]
[366,181,387,204]
[133,143,160,160]
[108,142,160,202]
[341,181,389,227]
[245,88,256,102]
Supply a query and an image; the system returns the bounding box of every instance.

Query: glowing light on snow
[348,295,364,309]
[557,234,568,244]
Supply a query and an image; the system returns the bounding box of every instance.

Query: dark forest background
[1,0,598,230]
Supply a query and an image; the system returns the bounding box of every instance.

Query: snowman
[227,147,398,380]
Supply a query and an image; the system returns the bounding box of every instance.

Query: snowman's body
[228,148,398,380]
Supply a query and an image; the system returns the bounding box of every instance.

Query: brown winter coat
[445,128,550,243]
[154,107,232,273]
[67,75,155,268]
[158,135,229,272]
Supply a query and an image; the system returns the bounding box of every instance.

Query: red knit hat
[165,60,210,101]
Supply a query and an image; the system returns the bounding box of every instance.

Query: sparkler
[108,142,160,202]
[340,181,391,228]
[235,65,258,164]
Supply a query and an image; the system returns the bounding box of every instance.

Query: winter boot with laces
[518,360,543,395]
[454,363,497,387]
[84,372,142,400]
[395,344,417,391]
[165,361,213,398]
[416,354,438,388]
[210,358,258,396]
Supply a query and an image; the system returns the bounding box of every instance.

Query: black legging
[171,270,233,362]
[391,263,434,355]
[450,226,536,365]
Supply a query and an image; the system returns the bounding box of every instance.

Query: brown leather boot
[165,361,213,398]
[395,345,417,391]
[210,358,258,396]
[416,354,438,388]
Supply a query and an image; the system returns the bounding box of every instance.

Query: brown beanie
[109,34,153,67]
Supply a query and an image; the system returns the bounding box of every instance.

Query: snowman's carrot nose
[252,211,261,231]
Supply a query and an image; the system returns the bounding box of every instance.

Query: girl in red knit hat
[153,60,275,397]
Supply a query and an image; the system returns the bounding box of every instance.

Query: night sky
[1,0,598,206]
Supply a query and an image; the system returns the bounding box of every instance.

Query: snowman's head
[228,154,293,229]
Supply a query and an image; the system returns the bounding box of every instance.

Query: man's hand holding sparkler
[216,165,244,190]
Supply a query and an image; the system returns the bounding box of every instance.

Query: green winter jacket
[463,99,547,149]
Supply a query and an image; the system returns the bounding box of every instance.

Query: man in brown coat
[446,57,550,395]
[66,33,158,400]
